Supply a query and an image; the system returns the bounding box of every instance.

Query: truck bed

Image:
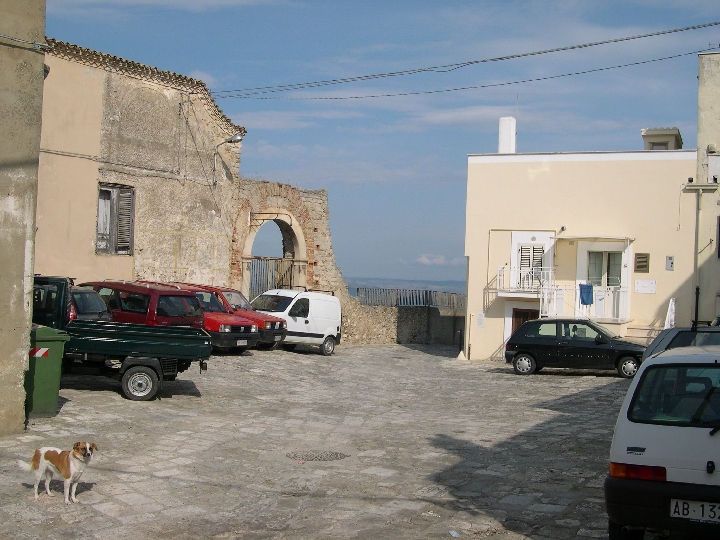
[65,320,212,361]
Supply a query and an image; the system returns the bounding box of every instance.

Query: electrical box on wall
[666,256,674,271]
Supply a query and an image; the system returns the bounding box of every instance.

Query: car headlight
[264,321,272,330]
[282,321,287,329]
[219,324,231,333]
[251,325,258,333]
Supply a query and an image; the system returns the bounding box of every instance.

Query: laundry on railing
[579,283,594,305]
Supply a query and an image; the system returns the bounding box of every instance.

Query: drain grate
[286,451,350,461]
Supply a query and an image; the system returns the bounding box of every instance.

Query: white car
[251,289,341,355]
[605,346,720,539]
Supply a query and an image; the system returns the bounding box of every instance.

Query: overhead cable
[212,20,720,98]
[213,49,710,101]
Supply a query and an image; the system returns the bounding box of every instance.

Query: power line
[214,49,710,101]
[212,21,720,98]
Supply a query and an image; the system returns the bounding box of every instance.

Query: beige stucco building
[464,129,699,361]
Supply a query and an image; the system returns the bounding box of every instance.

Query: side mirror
[595,334,610,345]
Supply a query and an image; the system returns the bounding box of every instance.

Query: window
[650,142,669,150]
[156,295,202,318]
[288,298,310,318]
[519,321,556,338]
[97,183,135,255]
[634,253,650,273]
[518,244,544,287]
[588,251,622,287]
[629,365,720,426]
[561,322,600,341]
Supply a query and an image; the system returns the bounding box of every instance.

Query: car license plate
[274,335,282,341]
[671,499,720,523]
[236,340,247,346]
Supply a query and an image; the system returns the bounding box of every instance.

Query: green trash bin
[25,324,70,418]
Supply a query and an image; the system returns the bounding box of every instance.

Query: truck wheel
[321,336,335,356]
[121,366,159,401]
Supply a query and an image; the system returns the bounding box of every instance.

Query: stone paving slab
[0,344,678,539]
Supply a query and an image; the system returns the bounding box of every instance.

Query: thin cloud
[416,254,465,267]
[188,70,218,87]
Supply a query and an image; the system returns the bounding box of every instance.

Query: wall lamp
[212,132,245,185]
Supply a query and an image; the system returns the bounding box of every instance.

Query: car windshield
[592,322,615,338]
[629,364,720,427]
[71,289,108,315]
[222,290,252,310]
[192,291,227,313]
[156,295,203,318]
[251,294,293,313]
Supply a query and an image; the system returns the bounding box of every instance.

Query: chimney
[498,116,516,154]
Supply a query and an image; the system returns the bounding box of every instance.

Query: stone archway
[240,208,308,298]
[229,180,347,299]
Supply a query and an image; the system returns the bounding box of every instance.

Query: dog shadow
[21,479,95,499]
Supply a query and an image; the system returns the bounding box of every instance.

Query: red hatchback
[192,284,287,349]
[144,282,261,352]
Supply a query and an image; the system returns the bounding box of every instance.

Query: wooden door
[512,308,540,334]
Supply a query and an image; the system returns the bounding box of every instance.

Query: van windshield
[251,294,293,313]
[629,364,720,427]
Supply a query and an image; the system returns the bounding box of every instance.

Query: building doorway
[512,308,539,334]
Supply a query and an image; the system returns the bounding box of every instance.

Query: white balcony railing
[541,285,629,322]
[497,266,553,293]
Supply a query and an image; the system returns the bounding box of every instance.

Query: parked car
[33,276,211,401]
[504,317,646,378]
[605,346,720,539]
[643,326,720,361]
[178,283,287,349]
[81,280,205,328]
[34,277,110,325]
[139,282,261,353]
[251,289,341,355]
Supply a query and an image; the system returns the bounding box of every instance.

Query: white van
[605,346,720,539]
[251,289,341,355]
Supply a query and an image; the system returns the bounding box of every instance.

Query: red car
[177,283,287,349]
[81,281,205,329]
[137,282,261,353]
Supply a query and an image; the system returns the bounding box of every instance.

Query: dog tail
[18,449,41,471]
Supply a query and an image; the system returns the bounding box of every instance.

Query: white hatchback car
[605,346,720,539]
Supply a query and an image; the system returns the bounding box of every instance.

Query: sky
[46,1,720,284]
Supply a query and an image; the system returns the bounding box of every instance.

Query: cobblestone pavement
[0,344,673,539]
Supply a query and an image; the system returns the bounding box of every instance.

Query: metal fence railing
[356,288,466,310]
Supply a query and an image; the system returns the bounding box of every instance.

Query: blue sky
[46,1,720,283]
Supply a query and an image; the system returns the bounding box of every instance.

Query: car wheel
[617,357,640,378]
[282,344,297,352]
[513,353,536,375]
[608,520,644,539]
[321,336,335,356]
[121,366,159,401]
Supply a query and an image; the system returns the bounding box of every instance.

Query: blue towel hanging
[579,284,594,305]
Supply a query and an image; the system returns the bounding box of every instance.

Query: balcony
[541,286,629,323]
[496,266,553,297]
[495,266,629,322]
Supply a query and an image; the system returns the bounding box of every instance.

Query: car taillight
[609,462,666,482]
[68,302,77,322]
[505,343,511,350]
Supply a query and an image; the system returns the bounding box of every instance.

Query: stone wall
[0,0,46,435]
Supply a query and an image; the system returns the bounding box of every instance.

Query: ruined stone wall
[97,69,243,285]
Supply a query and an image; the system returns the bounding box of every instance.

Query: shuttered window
[519,244,544,270]
[634,253,650,273]
[96,183,135,255]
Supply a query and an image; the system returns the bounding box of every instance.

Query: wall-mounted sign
[635,280,657,294]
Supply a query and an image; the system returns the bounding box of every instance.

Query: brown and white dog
[18,442,98,504]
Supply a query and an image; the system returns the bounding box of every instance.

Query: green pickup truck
[33,276,212,401]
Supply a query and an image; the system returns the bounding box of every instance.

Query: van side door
[287,297,316,343]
